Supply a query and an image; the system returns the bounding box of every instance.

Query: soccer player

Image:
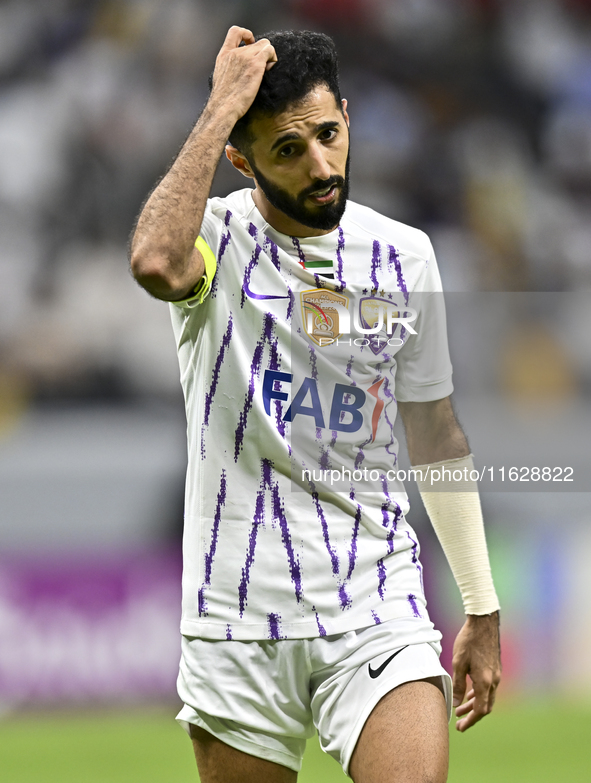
[130,27,501,783]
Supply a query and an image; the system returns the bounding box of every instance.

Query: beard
[249,152,350,232]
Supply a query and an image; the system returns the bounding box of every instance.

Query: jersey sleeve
[170,201,222,309]
[394,245,454,403]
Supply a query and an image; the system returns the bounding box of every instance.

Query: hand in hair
[209,26,277,123]
[129,26,276,301]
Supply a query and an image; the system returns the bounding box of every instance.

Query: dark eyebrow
[270,120,340,153]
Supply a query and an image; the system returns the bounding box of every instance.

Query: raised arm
[129,26,276,301]
[398,396,501,732]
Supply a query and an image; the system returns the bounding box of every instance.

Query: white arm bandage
[414,454,500,616]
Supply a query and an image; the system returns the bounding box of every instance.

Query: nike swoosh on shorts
[367,645,409,679]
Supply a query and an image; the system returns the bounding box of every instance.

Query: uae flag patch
[303,259,334,279]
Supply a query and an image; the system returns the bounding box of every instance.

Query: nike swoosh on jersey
[243,279,291,301]
[367,645,409,679]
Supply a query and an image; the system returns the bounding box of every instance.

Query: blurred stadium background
[0,0,590,780]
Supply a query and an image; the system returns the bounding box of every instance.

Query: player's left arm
[397,395,467,465]
[398,395,501,732]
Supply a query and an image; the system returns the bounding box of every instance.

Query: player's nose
[307,143,332,182]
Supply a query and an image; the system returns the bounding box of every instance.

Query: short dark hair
[213,30,342,155]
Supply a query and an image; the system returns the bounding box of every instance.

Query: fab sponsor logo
[300,290,418,350]
[263,372,385,441]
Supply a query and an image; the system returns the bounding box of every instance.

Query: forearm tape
[414,454,500,615]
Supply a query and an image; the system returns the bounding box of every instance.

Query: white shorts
[176,616,452,775]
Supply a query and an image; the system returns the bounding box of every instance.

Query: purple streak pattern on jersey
[370,240,381,290]
[406,530,419,565]
[354,446,364,469]
[286,287,295,321]
[335,226,346,291]
[377,558,387,599]
[308,343,318,380]
[374,478,403,599]
[291,236,306,267]
[338,584,351,611]
[309,486,339,577]
[371,609,382,624]
[234,312,277,461]
[274,399,286,439]
[272,481,303,607]
[263,236,280,271]
[265,318,287,439]
[238,459,272,616]
[210,209,233,298]
[381,475,402,554]
[319,430,338,471]
[387,244,409,305]
[407,593,422,618]
[198,470,227,616]
[237,457,302,616]
[241,241,262,307]
[226,624,232,640]
[354,434,373,469]
[346,489,361,582]
[267,612,284,640]
[382,376,398,456]
[315,609,327,637]
[405,529,423,593]
[201,313,233,458]
[308,480,352,609]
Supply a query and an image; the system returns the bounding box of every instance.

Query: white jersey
[170,188,453,641]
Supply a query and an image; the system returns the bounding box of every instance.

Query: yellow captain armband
[174,236,218,308]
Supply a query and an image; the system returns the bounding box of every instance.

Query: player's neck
[251,187,337,238]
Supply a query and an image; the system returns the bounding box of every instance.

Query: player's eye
[279,145,295,158]
[319,128,337,141]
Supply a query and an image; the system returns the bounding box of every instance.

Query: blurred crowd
[1,0,590,402]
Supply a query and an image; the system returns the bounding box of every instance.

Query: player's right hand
[209,26,277,122]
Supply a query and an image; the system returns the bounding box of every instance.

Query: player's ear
[341,98,350,128]
[225,145,255,179]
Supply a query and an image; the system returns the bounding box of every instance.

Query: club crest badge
[300,289,349,346]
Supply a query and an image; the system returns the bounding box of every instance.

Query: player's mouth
[307,184,338,205]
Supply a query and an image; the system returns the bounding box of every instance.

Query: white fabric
[169,188,454,640]
[415,454,500,615]
[176,615,452,774]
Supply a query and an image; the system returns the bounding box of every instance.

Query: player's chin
[297,190,346,229]
[303,207,341,228]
